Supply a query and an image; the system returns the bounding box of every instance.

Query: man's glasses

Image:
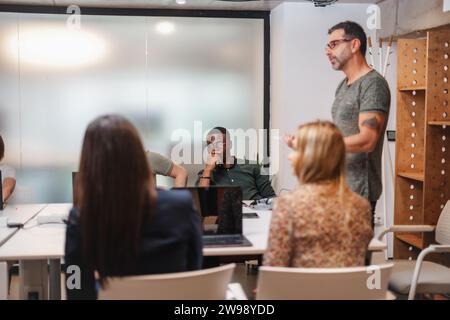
[326,38,353,50]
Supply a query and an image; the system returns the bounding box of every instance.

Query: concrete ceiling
[0,0,380,11]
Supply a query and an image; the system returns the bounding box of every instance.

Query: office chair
[256,264,395,300]
[98,263,236,300]
[375,200,450,299]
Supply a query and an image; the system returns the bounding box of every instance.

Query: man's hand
[283,134,295,149]
[199,149,220,187]
[170,164,188,188]
[205,149,221,172]
[2,177,16,202]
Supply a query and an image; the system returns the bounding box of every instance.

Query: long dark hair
[75,115,157,286]
[0,135,4,161]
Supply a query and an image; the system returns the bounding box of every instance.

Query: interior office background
[0,10,265,199]
[1,0,449,258]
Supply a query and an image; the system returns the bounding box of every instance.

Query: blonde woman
[264,121,373,268]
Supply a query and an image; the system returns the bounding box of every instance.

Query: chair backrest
[256,263,394,300]
[436,200,450,245]
[98,263,235,300]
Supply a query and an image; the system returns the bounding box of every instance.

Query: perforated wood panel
[394,176,424,226]
[397,39,427,90]
[394,238,421,261]
[423,125,450,225]
[426,31,450,122]
[395,31,450,267]
[396,90,425,174]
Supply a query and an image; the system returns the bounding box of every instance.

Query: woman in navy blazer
[65,115,202,300]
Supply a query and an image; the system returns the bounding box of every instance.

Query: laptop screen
[177,186,243,236]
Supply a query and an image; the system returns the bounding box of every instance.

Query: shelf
[395,234,424,249]
[397,171,424,181]
[394,33,450,267]
[398,86,426,91]
[428,121,450,126]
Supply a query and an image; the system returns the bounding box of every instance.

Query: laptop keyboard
[203,234,244,246]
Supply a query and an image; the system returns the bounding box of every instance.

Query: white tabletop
[0,203,47,248]
[0,203,272,261]
[0,203,71,260]
[0,228,17,247]
[0,203,47,225]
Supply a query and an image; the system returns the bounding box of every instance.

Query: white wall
[270,3,397,249]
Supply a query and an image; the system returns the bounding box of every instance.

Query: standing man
[286,21,390,226]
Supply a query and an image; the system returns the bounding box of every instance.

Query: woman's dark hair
[0,135,4,161]
[328,21,367,56]
[75,114,157,286]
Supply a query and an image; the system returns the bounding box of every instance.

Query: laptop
[177,186,252,248]
[0,171,4,210]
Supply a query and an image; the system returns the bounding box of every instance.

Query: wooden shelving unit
[395,234,425,250]
[398,86,427,91]
[428,121,450,126]
[396,171,424,181]
[395,31,450,266]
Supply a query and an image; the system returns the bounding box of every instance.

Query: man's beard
[221,151,234,165]
[331,50,351,70]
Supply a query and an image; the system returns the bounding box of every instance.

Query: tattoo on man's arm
[362,117,380,130]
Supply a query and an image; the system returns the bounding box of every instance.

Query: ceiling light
[156,21,175,35]
[7,27,105,68]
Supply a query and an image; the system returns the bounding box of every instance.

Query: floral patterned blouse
[264,182,373,268]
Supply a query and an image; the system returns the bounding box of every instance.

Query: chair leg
[6,261,15,296]
[0,262,8,300]
[408,247,435,300]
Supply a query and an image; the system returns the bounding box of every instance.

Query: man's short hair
[328,21,367,56]
[0,135,4,161]
[207,126,230,140]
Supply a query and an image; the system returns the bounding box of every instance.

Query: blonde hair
[292,120,348,201]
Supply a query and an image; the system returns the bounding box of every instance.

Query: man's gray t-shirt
[0,164,16,183]
[147,152,174,184]
[332,70,390,201]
